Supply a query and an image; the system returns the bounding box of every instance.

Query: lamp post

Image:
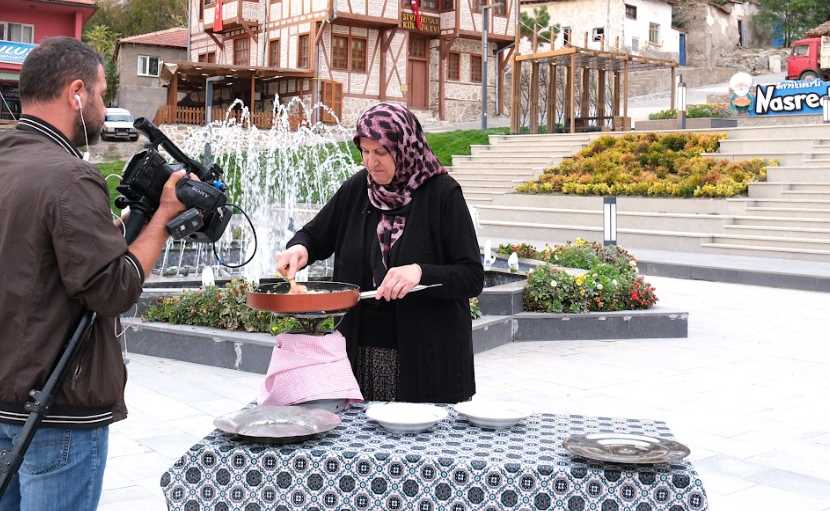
[677,73,687,130]
[481,2,491,130]
[603,196,617,246]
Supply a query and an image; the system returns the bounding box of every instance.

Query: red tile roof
[118,27,188,49]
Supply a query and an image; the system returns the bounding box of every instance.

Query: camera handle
[0,219,144,497]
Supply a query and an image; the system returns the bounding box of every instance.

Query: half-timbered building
[156,0,517,127]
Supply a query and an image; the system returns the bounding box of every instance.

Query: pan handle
[359,283,442,301]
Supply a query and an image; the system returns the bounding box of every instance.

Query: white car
[101,108,138,141]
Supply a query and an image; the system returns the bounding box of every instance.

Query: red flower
[631,292,639,301]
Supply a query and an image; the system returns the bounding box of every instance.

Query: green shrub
[517,133,768,198]
[648,104,730,120]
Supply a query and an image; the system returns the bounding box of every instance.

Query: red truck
[787,36,830,81]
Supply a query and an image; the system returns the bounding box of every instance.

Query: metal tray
[563,433,691,464]
[214,405,341,441]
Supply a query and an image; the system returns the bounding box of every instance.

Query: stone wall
[675,1,764,69]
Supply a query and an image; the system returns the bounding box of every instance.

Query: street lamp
[677,74,687,130]
[603,196,617,246]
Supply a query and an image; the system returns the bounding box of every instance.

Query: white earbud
[74,93,90,161]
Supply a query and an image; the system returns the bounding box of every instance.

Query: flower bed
[143,279,483,331]
[516,133,768,198]
[648,104,731,120]
[498,239,658,313]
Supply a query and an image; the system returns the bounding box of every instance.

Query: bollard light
[822,95,830,124]
[677,74,687,130]
[603,196,617,246]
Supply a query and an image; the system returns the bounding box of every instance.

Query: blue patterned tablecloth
[161,404,708,511]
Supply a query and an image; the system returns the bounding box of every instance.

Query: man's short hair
[19,37,103,105]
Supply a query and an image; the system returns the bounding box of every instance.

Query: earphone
[74,94,90,161]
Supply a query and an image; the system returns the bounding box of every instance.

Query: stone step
[719,138,819,153]
[453,155,558,164]
[749,182,830,198]
[779,190,830,201]
[450,170,538,179]
[766,167,830,183]
[463,185,517,195]
[699,242,830,262]
[730,197,830,209]
[454,177,523,188]
[489,134,593,143]
[744,206,830,219]
[730,215,830,228]
[724,224,830,240]
[709,233,830,251]
[705,152,805,166]
[470,146,579,157]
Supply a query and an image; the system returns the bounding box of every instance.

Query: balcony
[203,0,263,33]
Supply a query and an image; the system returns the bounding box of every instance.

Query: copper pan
[246,281,441,314]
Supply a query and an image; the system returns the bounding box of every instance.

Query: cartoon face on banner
[729,72,754,112]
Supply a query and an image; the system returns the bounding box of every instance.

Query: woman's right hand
[276,245,309,279]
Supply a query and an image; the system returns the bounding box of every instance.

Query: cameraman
[0,38,185,510]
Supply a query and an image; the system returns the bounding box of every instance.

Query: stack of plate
[365,403,448,433]
[453,400,535,428]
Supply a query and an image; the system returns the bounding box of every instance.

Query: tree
[756,0,830,46]
[520,7,560,47]
[86,0,187,39]
[83,24,121,106]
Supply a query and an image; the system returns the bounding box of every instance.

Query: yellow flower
[575,275,585,286]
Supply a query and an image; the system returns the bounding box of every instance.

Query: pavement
[99,274,830,510]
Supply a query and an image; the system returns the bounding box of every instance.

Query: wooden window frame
[269,38,280,67]
[447,52,460,81]
[350,36,367,73]
[649,22,660,46]
[331,35,349,71]
[297,33,310,69]
[625,4,636,19]
[470,54,482,83]
[233,37,250,65]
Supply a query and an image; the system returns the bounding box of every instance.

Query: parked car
[101,108,138,141]
[786,36,830,81]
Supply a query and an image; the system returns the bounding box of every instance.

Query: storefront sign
[401,12,440,34]
[0,42,37,66]
[751,79,830,116]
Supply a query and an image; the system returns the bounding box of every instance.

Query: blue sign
[750,79,830,116]
[0,41,36,65]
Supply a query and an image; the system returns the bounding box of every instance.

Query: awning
[161,61,315,87]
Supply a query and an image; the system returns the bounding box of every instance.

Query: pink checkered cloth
[257,331,364,406]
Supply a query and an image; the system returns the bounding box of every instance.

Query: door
[788,43,812,79]
[678,33,686,66]
[320,80,343,124]
[407,36,429,109]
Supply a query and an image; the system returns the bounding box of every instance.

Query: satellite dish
[729,72,753,96]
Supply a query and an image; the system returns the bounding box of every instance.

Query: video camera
[115,118,232,243]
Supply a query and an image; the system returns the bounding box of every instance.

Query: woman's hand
[276,245,309,279]
[376,264,422,301]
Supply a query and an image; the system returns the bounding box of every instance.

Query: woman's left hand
[376,264,422,301]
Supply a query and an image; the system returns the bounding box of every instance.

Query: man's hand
[156,170,189,222]
[375,264,422,301]
[276,245,309,280]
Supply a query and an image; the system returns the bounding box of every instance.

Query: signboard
[401,12,440,34]
[0,41,36,66]
[750,79,830,116]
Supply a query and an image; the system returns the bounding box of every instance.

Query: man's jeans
[0,423,108,511]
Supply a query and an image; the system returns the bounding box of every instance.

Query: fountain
[140,97,360,284]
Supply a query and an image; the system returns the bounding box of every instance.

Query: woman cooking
[276,103,484,403]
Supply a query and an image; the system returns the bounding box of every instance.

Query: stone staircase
[464,124,830,262]
[448,133,592,204]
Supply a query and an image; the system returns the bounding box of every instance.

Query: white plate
[365,402,448,433]
[453,400,534,428]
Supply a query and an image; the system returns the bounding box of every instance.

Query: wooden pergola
[156,61,315,128]
[509,45,678,134]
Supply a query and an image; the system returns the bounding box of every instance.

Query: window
[351,38,366,72]
[592,27,604,42]
[332,35,348,70]
[0,22,34,43]
[269,39,280,67]
[409,37,427,58]
[422,0,438,10]
[448,52,460,80]
[562,26,572,46]
[793,45,809,57]
[471,0,481,13]
[649,22,660,45]
[492,0,506,16]
[199,0,204,20]
[440,0,454,12]
[631,37,639,52]
[470,55,482,82]
[198,52,216,63]
[298,34,309,68]
[137,55,160,76]
[233,37,250,65]
[625,4,636,19]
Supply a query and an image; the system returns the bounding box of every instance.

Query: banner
[411,0,423,31]
[213,0,224,32]
[750,79,830,116]
[0,41,36,66]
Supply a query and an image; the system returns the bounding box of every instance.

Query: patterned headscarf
[354,102,446,262]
